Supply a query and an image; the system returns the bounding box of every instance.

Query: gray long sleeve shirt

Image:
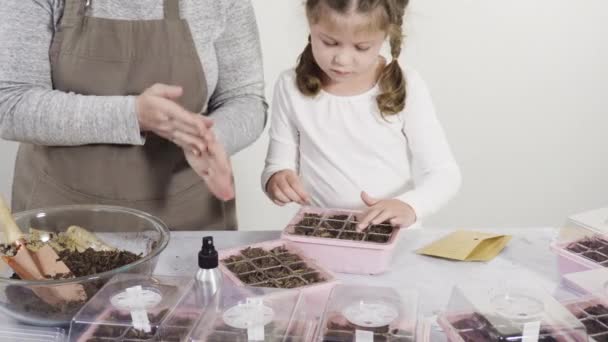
[0,0,267,155]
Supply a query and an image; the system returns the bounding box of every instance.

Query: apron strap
[163,0,180,20]
[60,0,87,28]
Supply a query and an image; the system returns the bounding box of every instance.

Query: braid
[377,0,408,116]
[295,36,324,96]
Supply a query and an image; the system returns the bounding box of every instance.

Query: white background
[1,0,606,230]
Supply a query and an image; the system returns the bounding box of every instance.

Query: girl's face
[309,10,387,86]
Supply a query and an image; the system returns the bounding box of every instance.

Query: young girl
[261,0,461,229]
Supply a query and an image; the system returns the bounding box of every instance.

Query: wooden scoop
[0,197,86,304]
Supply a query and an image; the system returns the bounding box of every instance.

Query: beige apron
[11,0,237,231]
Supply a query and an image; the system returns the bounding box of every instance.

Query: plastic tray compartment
[315,284,417,342]
[437,285,588,342]
[187,283,315,341]
[562,296,608,342]
[68,274,203,342]
[550,218,608,275]
[281,206,401,275]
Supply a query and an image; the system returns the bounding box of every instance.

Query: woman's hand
[137,83,212,155]
[184,130,235,201]
[266,170,310,206]
[356,191,416,231]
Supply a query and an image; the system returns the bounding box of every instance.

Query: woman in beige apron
[6,0,262,230]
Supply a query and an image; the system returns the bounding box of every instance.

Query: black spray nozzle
[199,236,218,269]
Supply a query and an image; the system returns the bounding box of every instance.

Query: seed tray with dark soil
[367,224,394,235]
[164,315,196,328]
[327,321,389,335]
[300,217,322,227]
[237,271,268,285]
[582,251,608,263]
[322,320,414,342]
[566,301,608,341]
[304,213,322,219]
[159,327,189,342]
[221,245,329,289]
[240,247,269,259]
[265,266,291,279]
[597,247,608,258]
[84,309,173,341]
[123,326,158,341]
[251,256,281,269]
[222,255,244,264]
[201,321,310,342]
[274,253,302,264]
[322,329,353,342]
[563,236,608,266]
[582,319,607,335]
[342,222,357,231]
[90,324,128,339]
[225,261,255,274]
[301,272,324,283]
[593,334,608,342]
[293,226,315,236]
[299,212,323,227]
[448,313,569,342]
[584,304,608,316]
[566,243,589,254]
[450,313,488,330]
[578,237,608,250]
[250,280,278,288]
[273,276,308,289]
[270,246,288,255]
[338,232,364,241]
[289,211,396,244]
[312,228,341,238]
[365,234,390,243]
[288,262,316,275]
[319,220,346,231]
[327,214,350,221]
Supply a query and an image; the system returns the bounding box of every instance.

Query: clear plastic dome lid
[437,285,587,341]
[564,268,608,296]
[554,210,608,269]
[567,207,608,235]
[69,274,202,341]
[187,282,314,342]
[316,284,418,341]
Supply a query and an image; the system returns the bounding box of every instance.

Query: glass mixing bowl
[0,205,170,326]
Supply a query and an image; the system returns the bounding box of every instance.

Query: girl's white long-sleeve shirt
[261,68,461,220]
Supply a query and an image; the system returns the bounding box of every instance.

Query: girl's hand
[357,191,416,231]
[184,130,235,201]
[137,83,212,155]
[266,170,310,206]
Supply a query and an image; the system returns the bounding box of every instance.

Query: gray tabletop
[156,227,575,341]
[1,227,578,341]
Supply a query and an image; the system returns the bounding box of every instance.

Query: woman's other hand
[266,170,310,206]
[137,83,212,155]
[185,130,235,201]
[356,191,416,231]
